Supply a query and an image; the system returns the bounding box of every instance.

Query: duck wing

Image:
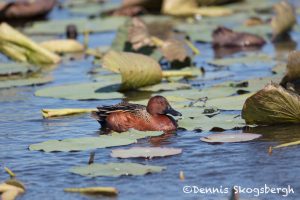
[91,102,146,125]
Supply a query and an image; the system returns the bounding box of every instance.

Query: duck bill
[165,107,182,116]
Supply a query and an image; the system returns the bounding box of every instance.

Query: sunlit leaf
[0,23,60,64]
[70,162,166,177]
[242,83,300,125]
[0,63,36,76]
[102,51,162,91]
[42,108,96,118]
[273,140,300,149]
[40,39,84,53]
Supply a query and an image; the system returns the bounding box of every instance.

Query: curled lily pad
[40,39,84,53]
[280,51,300,87]
[242,83,300,125]
[102,51,162,91]
[0,180,25,200]
[0,23,60,65]
[70,162,166,177]
[200,133,262,143]
[271,1,296,40]
[111,147,182,159]
[128,17,153,50]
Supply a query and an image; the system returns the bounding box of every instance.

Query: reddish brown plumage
[92,96,181,132]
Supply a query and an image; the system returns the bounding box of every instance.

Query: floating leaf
[128,17,153,50]
[200,133,261,143]
[0,76,53,89]
[29,130,163,152]
[40,39,84,53]
[273,140,300,149]
[242,83,300,125]
[24,17,126,35]
[271,1,296,40]
[0,23,60,65]
[206,93,253,110]
[139,82,190,92]
[162,0,232,17]
[70,162,166,177]
[208,53,272,67]
[0,63,36,76]
[64,187,118,196]
[35,80,123,100]
[111,147,182,158]
[42,108,96,118]
[29,136,135,152]
[178,114,245,131]
[102,51,162,91]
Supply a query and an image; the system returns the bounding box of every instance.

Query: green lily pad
[24,17,127,35]
[68,2,119,16]
[29,136,135,152]
[70,162,166,177]
[0,76,53,89]
[111,147,182,159]
[178,114,245,131]
[200,133,262,143]
[35,78,123,100]
[29,130,164,152]
[139,82,191,92]
[208,53,273,67]
[0,63,36,76]
[205,93,253,110]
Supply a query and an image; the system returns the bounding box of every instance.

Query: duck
[91,95,182,132]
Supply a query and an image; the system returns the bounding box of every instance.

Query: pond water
[0,1,300,200]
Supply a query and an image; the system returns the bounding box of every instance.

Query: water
[1,2,300,200]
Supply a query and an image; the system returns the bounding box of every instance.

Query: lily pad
[29,130,164,152]
[111,147,182,158]
[0,63,36,76]
[139,82,190,92]
[178,114,245,131]
[102,51,162,91]
[0,76,53,89]
[40,39,84,53]
[206,93,253,110]
[208,53,273,67]
[29,136,135,152]
[200,133,262,143]
[24,17,127,35]
[35,79,123,100]
[70,162,166,177]
[242,83,300,125]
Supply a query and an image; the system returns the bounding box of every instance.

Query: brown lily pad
[212,26,266,47]
[0,0,56,20]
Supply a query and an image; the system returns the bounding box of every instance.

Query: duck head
[146,95,182,116]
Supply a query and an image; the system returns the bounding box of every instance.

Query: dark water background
[0,1,300,200]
